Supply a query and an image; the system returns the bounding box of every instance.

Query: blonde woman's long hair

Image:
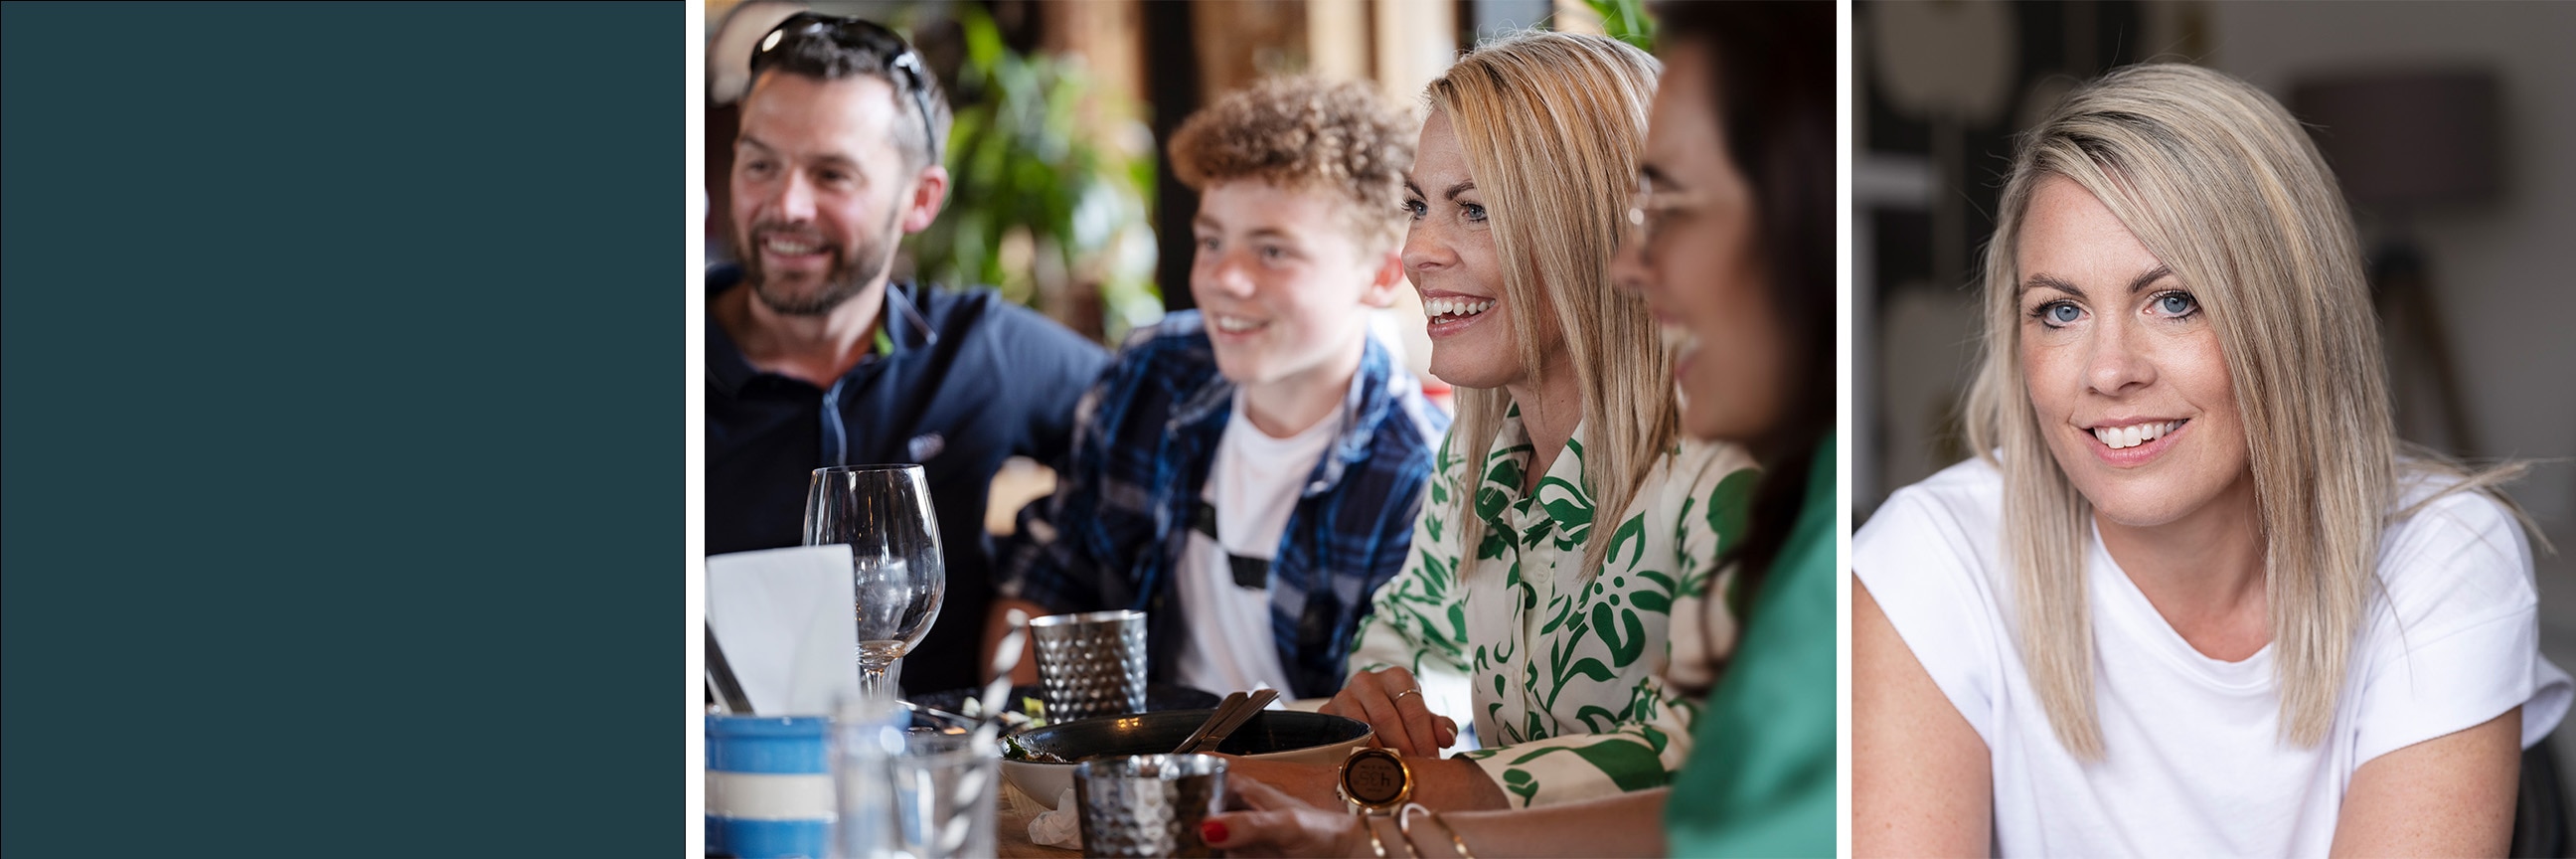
[1966,63,2536,759]
[1429,30,1677,580]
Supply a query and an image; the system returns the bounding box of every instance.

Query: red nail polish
[1202,819,1229,843]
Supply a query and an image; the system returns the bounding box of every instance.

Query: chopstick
[1177,688,1281,754]
[706,624,754,715]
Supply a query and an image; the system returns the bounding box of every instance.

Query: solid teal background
[2,3,675,854]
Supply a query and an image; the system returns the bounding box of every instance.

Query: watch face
[1342,749,1409,808]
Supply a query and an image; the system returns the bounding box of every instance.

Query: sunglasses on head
[752,12,941,163]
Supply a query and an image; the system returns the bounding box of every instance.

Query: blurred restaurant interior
[705,0,1647,527]
[704,0,1642,340]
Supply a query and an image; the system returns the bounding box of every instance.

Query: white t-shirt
[1855,456,2572,858]
[1171,392,1343,696]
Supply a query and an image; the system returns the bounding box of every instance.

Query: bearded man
[707,14,1107,695]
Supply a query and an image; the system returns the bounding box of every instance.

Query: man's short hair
[748,14,954,170]
[1169,77,1417,251]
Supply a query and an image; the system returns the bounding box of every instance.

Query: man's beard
[735,205,902,317]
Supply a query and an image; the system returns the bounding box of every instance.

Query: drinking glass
[830,696,999,859]
[804,464,946,701]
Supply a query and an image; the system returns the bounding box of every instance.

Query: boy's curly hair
[1168,76,1417,250]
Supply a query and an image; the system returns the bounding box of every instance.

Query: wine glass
[804,464,946,701]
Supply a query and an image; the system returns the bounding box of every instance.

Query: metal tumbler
[1028,609,1148,722]
[1072,754,1227,858]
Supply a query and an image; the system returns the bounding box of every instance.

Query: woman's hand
[1324,666,1458,757]
[1202,775,1374,858]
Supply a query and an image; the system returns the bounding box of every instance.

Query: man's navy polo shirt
[708,270,1109,695]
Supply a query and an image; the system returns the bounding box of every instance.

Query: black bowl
[907,683,1222,719]
[997,709,1373,801]
[1007,709,1371,761]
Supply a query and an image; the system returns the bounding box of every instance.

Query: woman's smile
[1421,289,1499,338]
[2080,417,2187,466]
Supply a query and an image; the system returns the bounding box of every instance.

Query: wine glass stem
[856,653,902,701]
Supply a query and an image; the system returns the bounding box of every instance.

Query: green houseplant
[905,5,1161,345]
[1585,0,1656,51]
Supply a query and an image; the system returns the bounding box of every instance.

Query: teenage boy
[989,78,1448,699]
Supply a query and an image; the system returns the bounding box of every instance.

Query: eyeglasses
[1625,174,1706,251]
[752,13,941,165]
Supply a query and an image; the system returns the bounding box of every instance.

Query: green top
[1665,434,1838,857]
[1350,409,1759,807]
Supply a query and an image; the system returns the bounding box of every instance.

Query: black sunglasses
[751,13,941,164]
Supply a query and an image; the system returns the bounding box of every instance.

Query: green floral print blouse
[1348,411,1759,807]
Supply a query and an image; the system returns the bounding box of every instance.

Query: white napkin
[1030,788,1082,850]
[707,545,859,716]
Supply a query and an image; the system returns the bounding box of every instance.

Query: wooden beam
[1308,0,1371,81]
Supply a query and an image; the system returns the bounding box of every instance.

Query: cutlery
[1171,691,1249,755]
[1179,688,1281,755]
[706,624,753,715]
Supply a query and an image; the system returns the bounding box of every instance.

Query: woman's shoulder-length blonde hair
[1428,30,1679,580]
[1964,62,2531,758]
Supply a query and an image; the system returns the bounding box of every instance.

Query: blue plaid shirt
[998,311,1450,698]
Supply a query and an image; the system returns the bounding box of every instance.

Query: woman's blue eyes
[2030,291,2200,328]
[1401,199,1485,222]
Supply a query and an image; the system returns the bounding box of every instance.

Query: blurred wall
[2200,0,2576,575]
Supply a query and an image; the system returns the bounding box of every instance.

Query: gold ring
[1394,687,1422,702]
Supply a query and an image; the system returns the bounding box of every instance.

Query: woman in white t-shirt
[1852,63,2571,857]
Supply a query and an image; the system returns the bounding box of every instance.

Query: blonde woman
[1853,63,2571,856]
[1206,7,1835,855]
[1222,30,1759,814]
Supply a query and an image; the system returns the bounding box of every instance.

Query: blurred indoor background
[704,0,1656,347]
[702,0,1651,531]
[1854,0,2576,806]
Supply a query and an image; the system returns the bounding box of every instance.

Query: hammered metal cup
[1029,610,1148,721]
[1072,754,1226,858]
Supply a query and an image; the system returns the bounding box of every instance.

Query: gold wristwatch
[1336,747,1413,815]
